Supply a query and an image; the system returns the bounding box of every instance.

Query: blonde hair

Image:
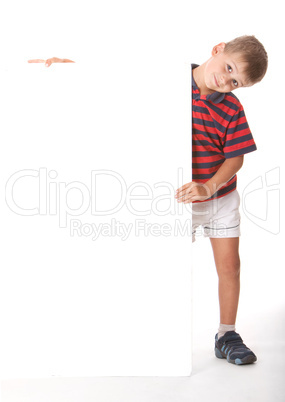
[224,35,268,84]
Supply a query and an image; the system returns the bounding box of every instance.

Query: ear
[211,42,226,56]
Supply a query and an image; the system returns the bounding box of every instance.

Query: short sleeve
[223,104,257,159]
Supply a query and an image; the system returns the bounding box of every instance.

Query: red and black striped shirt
[192,64,257,202]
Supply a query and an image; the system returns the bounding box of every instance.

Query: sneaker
[214,331,257,365]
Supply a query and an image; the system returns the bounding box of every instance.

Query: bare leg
[210,237,240,325]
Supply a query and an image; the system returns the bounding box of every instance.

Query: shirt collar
[191,63,225,104]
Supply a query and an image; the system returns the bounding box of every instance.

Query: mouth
[214,75,219,88]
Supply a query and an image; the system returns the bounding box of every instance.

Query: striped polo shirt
[192,64,257,202]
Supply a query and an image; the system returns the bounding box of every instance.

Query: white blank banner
[0,0,192,379]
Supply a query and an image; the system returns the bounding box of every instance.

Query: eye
[227,64,238,87]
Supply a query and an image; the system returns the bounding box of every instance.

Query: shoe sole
[215,347,257,365]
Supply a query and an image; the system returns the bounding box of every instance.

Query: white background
[0,0,284,384]
[0,0,193,379]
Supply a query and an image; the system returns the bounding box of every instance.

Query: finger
[176,193,192,202]
[175,191,185,199]
[175,187,186,197]
[176,191,190,201]
[181,193,209,203]
[46,57,59,65]
[176,188,204,203]
[179,198,192,204]
[176,182,191,194]
[27,59,45,63]
[178,194,196,203]
[175,185,193,198]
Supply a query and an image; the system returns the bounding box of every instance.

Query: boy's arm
[175,155,244,203]
[205,155,244,197]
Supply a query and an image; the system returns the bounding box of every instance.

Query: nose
[220,74,231,87]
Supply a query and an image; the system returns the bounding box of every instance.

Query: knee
[217,256,240,278]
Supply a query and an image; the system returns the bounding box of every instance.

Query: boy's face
[203,43,252,93]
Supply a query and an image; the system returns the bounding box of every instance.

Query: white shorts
[192,189,241,242]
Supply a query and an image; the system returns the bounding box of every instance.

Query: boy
[175,35,268,365]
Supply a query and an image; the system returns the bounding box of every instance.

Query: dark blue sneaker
[215,331,257,365]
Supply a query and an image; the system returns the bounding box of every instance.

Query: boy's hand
[175,181,212,203]
[175,156,244,203]
[27,57,75,67]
